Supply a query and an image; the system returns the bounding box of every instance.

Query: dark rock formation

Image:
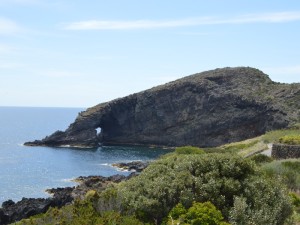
[71,174,130,200]
[25,67,300,148]
[0,198,53,225]
[0,174,132,224]
[112,161,149,172]
[0,186,75,225]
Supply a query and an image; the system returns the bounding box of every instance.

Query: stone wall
[272,144,300,159]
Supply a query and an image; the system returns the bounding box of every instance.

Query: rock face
[25,67,300,148]
[0,192,72,225]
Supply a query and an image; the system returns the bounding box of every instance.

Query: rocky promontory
[25,67,300,148]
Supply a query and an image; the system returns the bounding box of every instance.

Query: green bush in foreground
[17,153,294,225]
[175,146,206,154]
[262,160,300,192]
[108,153,292,224]
[167,201,230,225]
[16,200,144,225]
[249,154,273,164]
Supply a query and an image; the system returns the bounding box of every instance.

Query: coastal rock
[0,198,52,225]
[25,67,300,148]
[112,161,149,172]
[0,187,75,225]
[72,174,129,199]
[0,174,131,224]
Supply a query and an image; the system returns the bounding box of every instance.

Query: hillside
[25,67,300,148]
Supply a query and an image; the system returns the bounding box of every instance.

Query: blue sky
[1,0,300,107]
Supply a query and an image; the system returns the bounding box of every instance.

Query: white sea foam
[60,178,76,183]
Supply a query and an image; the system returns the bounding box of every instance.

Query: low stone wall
[272,144,300,159]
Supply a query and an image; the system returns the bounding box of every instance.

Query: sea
[0,107,171,204]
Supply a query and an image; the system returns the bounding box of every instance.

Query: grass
[262,128,300,143]
[203,137,268,157]
[202,128,300,157]
[261,159,300,191]
[279,135,300,145]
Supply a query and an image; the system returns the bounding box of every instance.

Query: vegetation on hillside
[201,127,300,157]
[279,135,300,145]
[15,127,300,225]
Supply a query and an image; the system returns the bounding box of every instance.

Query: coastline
[0,160,148,225]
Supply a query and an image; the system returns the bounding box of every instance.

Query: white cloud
[0,18,22,35]
[64,11,300,30]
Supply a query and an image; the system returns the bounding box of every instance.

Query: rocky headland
[25,67,300,148]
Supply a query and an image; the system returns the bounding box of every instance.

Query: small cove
[0,107,171,204]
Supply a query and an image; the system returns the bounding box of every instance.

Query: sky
[1,0,300,107]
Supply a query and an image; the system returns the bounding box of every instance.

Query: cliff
[25,67,300,148]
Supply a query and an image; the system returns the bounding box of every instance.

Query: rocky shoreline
[112,160,149,172]
[0,161,148,225]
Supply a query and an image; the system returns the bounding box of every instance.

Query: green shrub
[111,154,292,224]
[168,202,187,220]
[282,161,300,171]
[16,200,144,225]
[249,154,273,164]
[229,177,292,225]
[279,135,300,145]
[289,192,300,209]
[262,129,300,143]
[167,201,230,225]
[175,146,205,154]
[262,160,300,192]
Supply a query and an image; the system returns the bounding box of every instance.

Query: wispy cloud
[0,0,40,5]
[64,11,300,30]
[0,18,22,35]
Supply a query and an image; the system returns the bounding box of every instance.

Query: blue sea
[0,107,170,204]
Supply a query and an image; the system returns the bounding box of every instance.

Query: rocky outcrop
[25,67,300,148]
[112,161,149,172]
[0,174,132,224]
[0,186,74,225]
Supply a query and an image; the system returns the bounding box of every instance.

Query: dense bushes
[279,135,300,145]
[262,160,300,192]
[167,202,230,225]
[175,146,205,154]
[16,200,144,225]
[17,153,294,225]
[109,153,292,224]
[249,153,273,164]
